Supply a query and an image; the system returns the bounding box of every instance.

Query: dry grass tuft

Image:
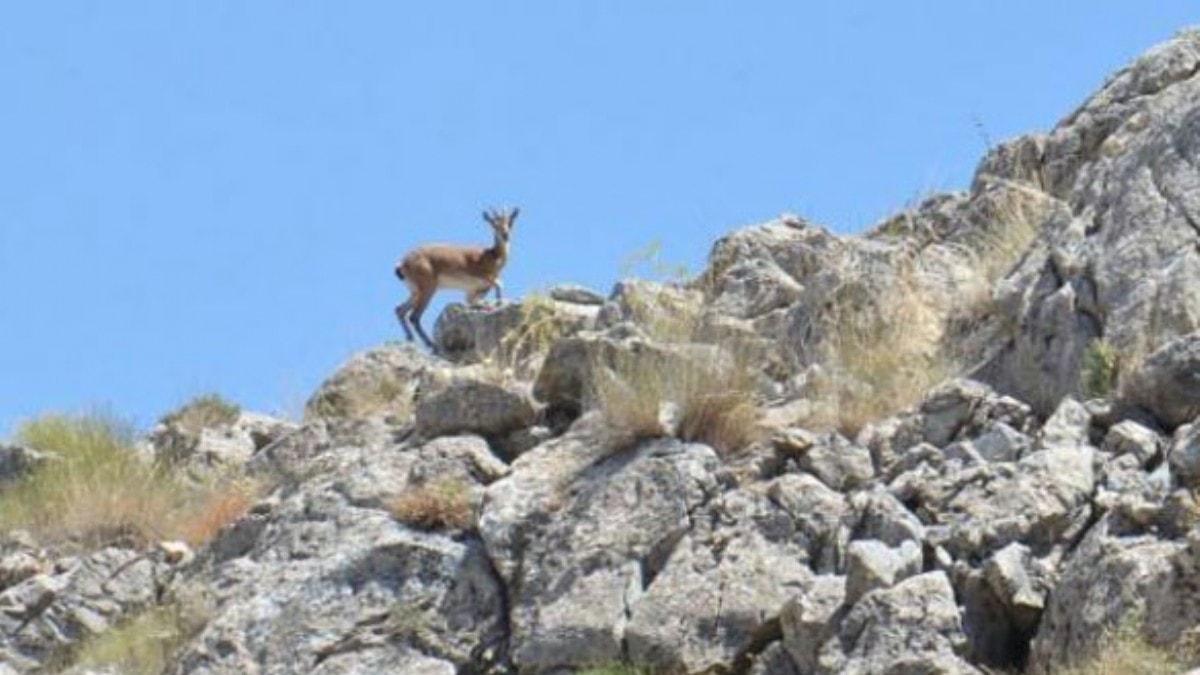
[161,394,240,435]
[593,295,762,456]
[1,413,261,547]
[802,258,955,438]
[496,293,577,378]
[390,478,474,531]
[175,479,261,548]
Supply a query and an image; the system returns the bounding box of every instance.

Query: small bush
[161,394,240,435]
[1,413,259,547]
[1081,339,1121,399]
[71,603,206,675]
[390,478,474,531]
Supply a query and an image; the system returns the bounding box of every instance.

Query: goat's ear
[509,207,520,224]
[481,210,492,224]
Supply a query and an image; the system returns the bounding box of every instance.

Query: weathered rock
[1037,398,1092,450]
[480,436,720,672]
[844,539,922,604]
[1103,419,1162,466]
[1171,422,1200,488]
[817,572,979,674]
[780,575,846,674]
[414,378,536,439]
[0,548,171,671]
[625,486,813,673]
[1027,516,1200,672]
[305,343,439,421]
[434,296,598,366]
[168,464,507,674]
[893,442,1095,560]
[793,432,875,492]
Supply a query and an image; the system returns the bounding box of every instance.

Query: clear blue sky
[1,3,1195,434]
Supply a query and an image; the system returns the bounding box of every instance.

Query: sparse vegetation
[0,413,258,547]
[802,258,955,437]
[592,290,762,455]
[495,293,577,378]
[307,371,413,421]
[161,394,240,435]
[1049,616,1197,675]
[176,479,261,548]
[70,603,207,675]
[389,478,474,531]
[1081,339,1121,399]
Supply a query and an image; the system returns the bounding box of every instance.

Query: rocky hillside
[3,28,1200,675]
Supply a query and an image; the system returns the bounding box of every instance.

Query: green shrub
[1081,339,1121,399]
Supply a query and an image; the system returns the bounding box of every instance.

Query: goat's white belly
[439,273,492,292]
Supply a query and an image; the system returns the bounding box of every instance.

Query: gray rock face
[147,411,298,482]
[434,296,598,368]
[844,539,922,604]
[168,439,509,674]
[0,547,177,671]
[818,572,979,675]
[304,343,440,421]
[481,437,721,672]
[414,379,536,440]
[781,575,846,674]
[1027,517,1199,672]
[1126,332,1200,429]
[624,485,814,673]
[1170,422,1200,488]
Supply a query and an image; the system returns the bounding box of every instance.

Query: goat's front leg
[492,279,504,305]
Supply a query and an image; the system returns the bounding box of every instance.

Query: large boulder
[817,572,979,674]
[433,295,599,371]
[1026,517,1200,672]
[304,344,441,421]
[1125,332,1200,429]
[479,433,721,673]
[414,379,536,440]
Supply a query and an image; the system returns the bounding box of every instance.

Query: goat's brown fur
[394,207,518,349]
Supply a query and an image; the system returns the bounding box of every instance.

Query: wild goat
[394,207,519,349]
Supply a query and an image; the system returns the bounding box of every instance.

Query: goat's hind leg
[409,298,437,351]
[395,298,415,342]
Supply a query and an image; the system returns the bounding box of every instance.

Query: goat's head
[482,207,519,243]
